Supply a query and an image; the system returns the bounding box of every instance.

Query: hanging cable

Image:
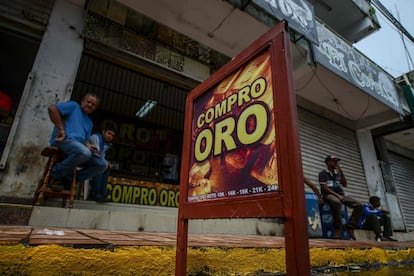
[394,6,414,72]
[207,7,237,38]
[293,44,317,92]
[293,43,369,120]
[371,0,414,46]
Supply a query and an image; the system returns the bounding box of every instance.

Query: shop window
[90,111,182,184]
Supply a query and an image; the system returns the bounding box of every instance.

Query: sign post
[176,21,310,275]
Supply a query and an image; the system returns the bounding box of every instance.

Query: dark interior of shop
[0,29,39,156]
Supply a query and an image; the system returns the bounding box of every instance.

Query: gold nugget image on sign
[188,160,212,197]
[188,51,278,201]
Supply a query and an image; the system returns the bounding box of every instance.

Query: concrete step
[29,199,284,235]
[354,229,413,242]
[0,203,32,225]
[28,199,414,241]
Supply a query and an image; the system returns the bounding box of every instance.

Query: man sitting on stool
[359,196,397,242]
[47,93,107,191]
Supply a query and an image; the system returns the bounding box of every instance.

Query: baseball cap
[325,155,341,163]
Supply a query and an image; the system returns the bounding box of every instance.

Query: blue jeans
[91,168,109,199]
[51,139,108,182]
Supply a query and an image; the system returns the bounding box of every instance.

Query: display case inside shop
[93,112,182,185]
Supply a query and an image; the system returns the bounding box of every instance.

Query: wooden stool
[34,146,77,208]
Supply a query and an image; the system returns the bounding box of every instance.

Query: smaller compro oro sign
[188,51,279,202]
[107,177,179,207]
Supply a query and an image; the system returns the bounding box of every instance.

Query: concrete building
[0,0,413,237]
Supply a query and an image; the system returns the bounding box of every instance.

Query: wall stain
[14,144,43,175]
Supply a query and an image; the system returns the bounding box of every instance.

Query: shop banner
[188,51,278,202]
[313,21,403,114]
[251,0,318,44]
[402,84,414,120]
[107,177,179,207]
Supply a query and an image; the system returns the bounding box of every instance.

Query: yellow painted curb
[1,244,414,275]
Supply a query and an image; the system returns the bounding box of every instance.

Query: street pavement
[1,225,414,275]
[1,225,412,249]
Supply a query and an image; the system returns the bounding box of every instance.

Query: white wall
[356,128,405,230]
[0,0,85,198]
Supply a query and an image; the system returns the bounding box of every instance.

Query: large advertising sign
[188,51,278,202]
[176,22,310,276]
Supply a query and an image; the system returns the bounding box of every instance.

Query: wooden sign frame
[176,21,310,275]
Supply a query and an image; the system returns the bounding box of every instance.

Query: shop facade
[1,0,413,233]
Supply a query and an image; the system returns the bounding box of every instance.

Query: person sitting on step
[319,155,363,240]
[358,196,397,242]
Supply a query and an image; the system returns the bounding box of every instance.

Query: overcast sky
[353,0,414,78]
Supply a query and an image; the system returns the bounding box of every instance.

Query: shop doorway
[71,54,190,185]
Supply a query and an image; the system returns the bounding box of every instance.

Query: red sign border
[176,21,310,275]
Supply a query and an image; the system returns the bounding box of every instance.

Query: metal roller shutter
[297,108,369,204]
[388,152,414,230]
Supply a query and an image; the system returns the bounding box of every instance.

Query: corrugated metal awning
[0,0,55,39]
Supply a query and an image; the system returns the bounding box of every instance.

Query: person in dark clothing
[359,196,397,242]
[319,155,362,240]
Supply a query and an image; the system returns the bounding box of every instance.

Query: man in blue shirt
[48,93,107,191]
[359,196,397,242]
[319,155,362,240]
[89,124,116,202]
